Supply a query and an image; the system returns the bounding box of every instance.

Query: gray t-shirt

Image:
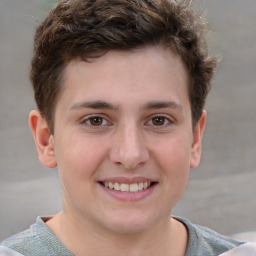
[1,216,244,256]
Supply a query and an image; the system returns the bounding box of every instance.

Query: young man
[1,0,254,255]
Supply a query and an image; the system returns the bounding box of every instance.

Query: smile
[102,181,152,192]
[99,179,157,201]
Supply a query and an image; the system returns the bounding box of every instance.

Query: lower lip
[99,183,157,201]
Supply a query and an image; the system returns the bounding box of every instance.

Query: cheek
[155,134,191,166]
[150,138,191,215]
[161,150,190,184]
[55,135,108,182]
[153,136,191,186]
[55,137,108,207]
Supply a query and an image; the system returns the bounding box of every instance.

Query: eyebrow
[143,101,184,111]
[70,100,119,111]
[69,100,183,112]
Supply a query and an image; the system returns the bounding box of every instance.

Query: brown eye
[89,116,103,126]
[152,116,166,126]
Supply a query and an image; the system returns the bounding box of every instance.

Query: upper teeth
[104,181,151,192]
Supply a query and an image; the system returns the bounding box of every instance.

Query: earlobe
[190,110,206,168]
[29,110,57,168]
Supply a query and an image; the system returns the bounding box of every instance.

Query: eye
[151,116,167,126]
[81,115,110,127]
[89,116,104,126]
[146,115,173,127]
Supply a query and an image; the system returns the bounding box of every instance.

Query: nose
[109,124,149,170]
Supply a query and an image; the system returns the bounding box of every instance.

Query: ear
[190,110,206,168]
[29,110,57,168]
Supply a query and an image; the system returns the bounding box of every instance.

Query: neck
[46,212,188,256]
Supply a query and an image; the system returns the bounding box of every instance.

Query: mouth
[99,181,157,193]
[98,179,158,201]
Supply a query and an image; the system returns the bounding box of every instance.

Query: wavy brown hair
[30,0,217,133]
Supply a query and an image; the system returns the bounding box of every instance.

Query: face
[32,46,205,234]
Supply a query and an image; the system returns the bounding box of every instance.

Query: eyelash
[80,114,174,129]
[145,115,173,127]
[80,115,111,128]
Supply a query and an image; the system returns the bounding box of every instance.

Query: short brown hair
[30,0,217,133]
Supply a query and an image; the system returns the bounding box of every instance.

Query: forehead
[59,46,189,110]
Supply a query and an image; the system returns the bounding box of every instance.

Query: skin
[29,45,206,256]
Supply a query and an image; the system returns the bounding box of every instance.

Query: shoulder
[1,218,49,256]
[220,242,256,256]
[1,217,72,256]
[0,245,25,256]
[174,216,245,256]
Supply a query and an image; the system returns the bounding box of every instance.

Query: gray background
[0,0,256,241]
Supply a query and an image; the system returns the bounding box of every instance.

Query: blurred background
[0,0,256,242]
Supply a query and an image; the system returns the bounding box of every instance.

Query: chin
[101,210,158,234]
